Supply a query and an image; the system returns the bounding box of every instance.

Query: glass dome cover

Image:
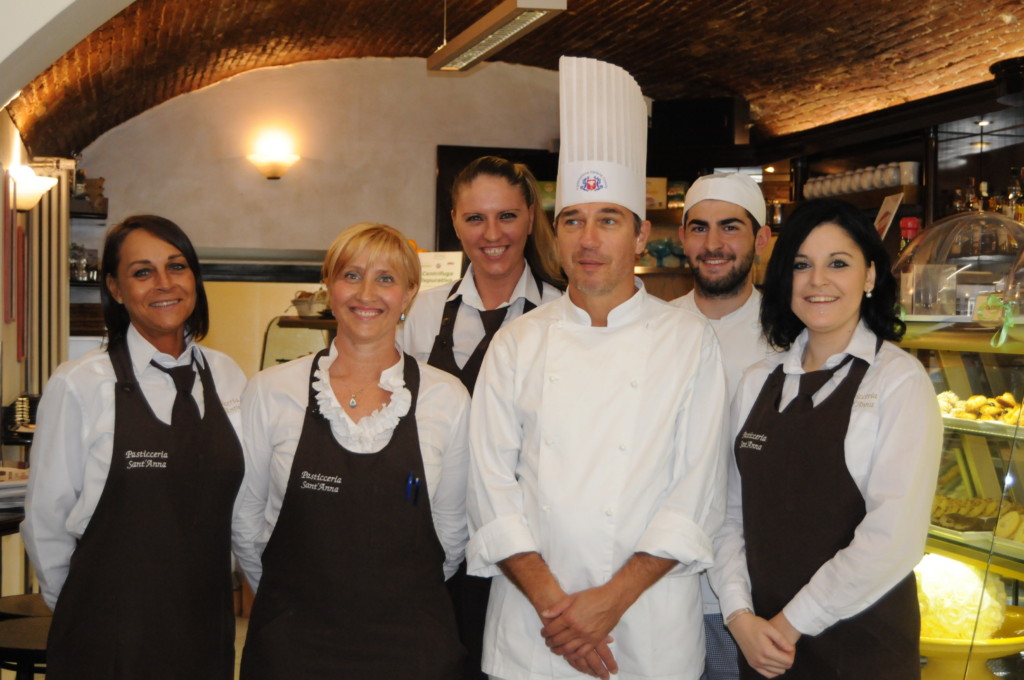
[894,211,1024,322]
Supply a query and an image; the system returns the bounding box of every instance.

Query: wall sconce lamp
[247,131,300,180]
[9,165,58,211]
[427,0,567,72]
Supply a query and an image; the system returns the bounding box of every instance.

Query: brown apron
[46,341,243,680]
[427,276,539,680]
[426,275,540,392]
[734,346,919,680]
[240,351,463,679]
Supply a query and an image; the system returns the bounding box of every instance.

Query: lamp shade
[247,153,300,180]
[9,165,58,211]
[247,130,300,179]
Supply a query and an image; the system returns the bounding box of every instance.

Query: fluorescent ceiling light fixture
[9,165,58,211]
[427,0,567,72]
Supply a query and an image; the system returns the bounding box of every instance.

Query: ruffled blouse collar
[311,342,412,449]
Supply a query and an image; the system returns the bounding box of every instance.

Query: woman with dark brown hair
[402,155,563,390]
[712,199,941,679]
[400,155,564,677]
[23,214,246,679]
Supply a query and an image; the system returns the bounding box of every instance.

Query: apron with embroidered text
[734,349,919,680]
[240,350,463,679]
[46,340,243,680]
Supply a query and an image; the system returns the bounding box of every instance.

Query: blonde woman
[234,223,471,678]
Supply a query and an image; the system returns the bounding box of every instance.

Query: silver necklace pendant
[348,394,358,408]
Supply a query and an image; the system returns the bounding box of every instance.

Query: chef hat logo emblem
[577,172,607,193]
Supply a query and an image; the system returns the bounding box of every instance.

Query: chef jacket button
[542,505,550,512]
[630,379,639,388]
[549,375,559,382]
[604,507,614,516]
[545,439,553,446]
[618,443,627,451]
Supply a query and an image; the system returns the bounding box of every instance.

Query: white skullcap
[683,173,766,227]
[555,56,648,219]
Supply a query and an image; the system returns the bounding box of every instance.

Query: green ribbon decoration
[983,294,1016,348]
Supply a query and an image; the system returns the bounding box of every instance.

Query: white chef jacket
[22,325,247,609]
[710,321,942,636]
[673,288,775,615]
[400,263,563,366]
[467,282,730,680]
[672,288,772,401]
[231,343,470,589]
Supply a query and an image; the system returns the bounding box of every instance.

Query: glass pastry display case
[895,211,1024,323]
[896,211,1024,678]
[260,316,333,370]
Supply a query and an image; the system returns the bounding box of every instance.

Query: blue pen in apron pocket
[405,471,421,505]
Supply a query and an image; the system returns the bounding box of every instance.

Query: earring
[400,312,406,322]
[865,290,873,298]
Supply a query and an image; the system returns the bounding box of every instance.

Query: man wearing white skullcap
[673,173,776,680]
[675,172,774,393]
[467,56,729,680]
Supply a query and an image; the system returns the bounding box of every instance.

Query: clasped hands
[728,610,799,679]
[537,584,626,679]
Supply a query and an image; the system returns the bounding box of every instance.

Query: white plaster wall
[0,0,133,107]
[79,57,559,251]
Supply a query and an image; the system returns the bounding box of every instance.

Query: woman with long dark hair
[23,214,246,679]
[400,155,564,677]
[402,155,564,390]
[712,199,941,679]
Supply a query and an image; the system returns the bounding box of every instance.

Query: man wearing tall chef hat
[467,56,730,680]
[673,172,775,680]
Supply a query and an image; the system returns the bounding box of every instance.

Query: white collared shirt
[400,263,563,367]
[231,344,470,589]
[710,321,942,636]
[467,282,729,679]
[22,325,247,608]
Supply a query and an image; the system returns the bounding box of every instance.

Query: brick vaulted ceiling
[9,0,1024,158]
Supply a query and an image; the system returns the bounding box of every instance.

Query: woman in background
[401,155,563,388]
[401,156,563,677]
[234,222,469,678]
[712,198,941,679]
[23,215,246,679]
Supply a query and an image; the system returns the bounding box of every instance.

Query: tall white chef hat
[555,56,648,220]
[683,172,767,228]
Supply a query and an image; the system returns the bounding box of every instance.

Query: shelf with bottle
[956,168,1024,223]
[70,215,105,286]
